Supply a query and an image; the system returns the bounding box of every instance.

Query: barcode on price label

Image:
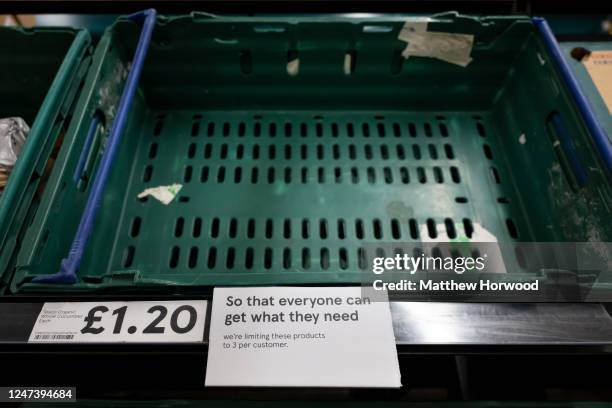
[32,334,75,340]
[29,301,207,343]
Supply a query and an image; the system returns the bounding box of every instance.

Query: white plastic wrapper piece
[0,117,29,169]
[137,183,182,205]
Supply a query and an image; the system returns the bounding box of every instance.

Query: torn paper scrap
[398,21,474,67]
[286,58,299,76]
[397,20,429,41]
[401,32,474,67]
[343,53,352,75]
[137,184,182,205]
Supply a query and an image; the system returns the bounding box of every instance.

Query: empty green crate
[0,26,90,289]
[10,13,612,293]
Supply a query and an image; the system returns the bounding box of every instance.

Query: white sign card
[205,286,401,388]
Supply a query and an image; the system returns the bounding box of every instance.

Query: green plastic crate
[10,13,612,293]
[0,26,91,289]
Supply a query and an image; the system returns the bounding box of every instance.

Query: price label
[28,301,206,343]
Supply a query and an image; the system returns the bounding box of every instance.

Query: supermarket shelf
[1,301,611,400]
[0,9,609,402]
[2,301,612,347]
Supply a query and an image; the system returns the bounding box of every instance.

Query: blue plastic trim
[33,9,157,284]
[73,111,101,184]
[533,17,612,179]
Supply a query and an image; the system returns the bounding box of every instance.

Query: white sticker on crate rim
[28,300,207,343]
[398,20,474,67]
[205,286,401,388]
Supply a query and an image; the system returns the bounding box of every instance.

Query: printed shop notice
[205,286,401,388]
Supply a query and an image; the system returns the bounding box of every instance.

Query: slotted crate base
[84,110,526,286]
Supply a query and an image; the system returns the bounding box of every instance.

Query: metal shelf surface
[2,300,612,346]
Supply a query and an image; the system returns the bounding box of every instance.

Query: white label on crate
[205,287,401,388]
[28,301,207,343]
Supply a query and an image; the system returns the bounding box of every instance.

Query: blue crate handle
[33,9,157,284]
[533,17,612,179]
